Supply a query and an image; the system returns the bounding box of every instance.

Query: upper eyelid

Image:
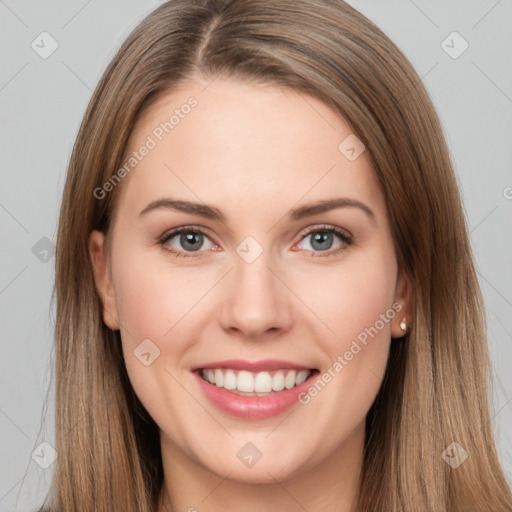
[159,225,218,244]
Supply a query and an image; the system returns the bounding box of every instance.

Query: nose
[219,250,293,340]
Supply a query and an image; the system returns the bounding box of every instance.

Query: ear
[391,269,413,338]
[88,230,120,330]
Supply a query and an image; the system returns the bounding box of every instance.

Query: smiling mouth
[197,368,319,396]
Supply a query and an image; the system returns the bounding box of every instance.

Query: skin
[89,77,411,512]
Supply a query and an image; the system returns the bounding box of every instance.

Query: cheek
[111,248,214,346]
[110,249,211,427]
[297,243,397,400]
[303,246,397,346]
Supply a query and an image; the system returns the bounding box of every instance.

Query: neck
[157,424,364,512]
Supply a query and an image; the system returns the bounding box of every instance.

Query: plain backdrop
[1,1,511,510]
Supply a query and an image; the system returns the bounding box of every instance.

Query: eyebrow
[139,197,376,223]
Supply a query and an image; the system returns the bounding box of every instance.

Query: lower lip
[193,371,318,419]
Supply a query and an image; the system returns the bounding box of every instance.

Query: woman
[43,0,512,510]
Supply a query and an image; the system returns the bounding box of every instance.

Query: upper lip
[191,359,314,372]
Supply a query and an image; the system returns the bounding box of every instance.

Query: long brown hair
[45,1,512,510]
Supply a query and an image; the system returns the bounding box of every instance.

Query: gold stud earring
[400,317,407,332]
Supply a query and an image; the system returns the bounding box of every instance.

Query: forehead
[115,77,386,225]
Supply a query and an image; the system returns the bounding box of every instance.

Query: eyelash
[158,224,354,259]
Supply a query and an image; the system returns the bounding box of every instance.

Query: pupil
[181,232,203,251]
[311,232,333,251]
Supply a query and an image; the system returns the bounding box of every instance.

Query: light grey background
[1,1,511,510]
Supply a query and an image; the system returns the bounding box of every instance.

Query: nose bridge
[220,241,292,337]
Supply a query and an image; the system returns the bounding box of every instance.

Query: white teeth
[254,372,272,393]
[200,368,312,394]
[223,370,237,390]
[272,371,285,391]
[284,370,296,389]
[214,369,224,388]
[296,370,309,385]
[237,371,254,392]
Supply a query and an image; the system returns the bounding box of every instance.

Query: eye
[159,227,218,258]
[159,224,353,259]
[294,225,353,256]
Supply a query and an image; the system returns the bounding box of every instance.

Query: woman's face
[90,77,410,483]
